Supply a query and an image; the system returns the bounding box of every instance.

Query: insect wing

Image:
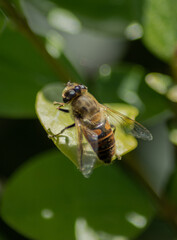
[75,118,98,178]
[101,105,153,141]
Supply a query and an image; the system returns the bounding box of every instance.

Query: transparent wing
[75,118,98,178]
[100,104,153,141]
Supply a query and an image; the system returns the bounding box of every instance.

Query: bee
[49,82,153,177]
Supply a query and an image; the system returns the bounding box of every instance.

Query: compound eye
[69,90,76,96]
[80,85,87,89]
[75,86,80,92]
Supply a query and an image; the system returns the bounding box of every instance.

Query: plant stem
[0,0,71,83]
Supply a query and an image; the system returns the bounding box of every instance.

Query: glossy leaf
[169,128,177,146]
[166,85,177,103]
[145,73,173,95]
[1,150,155,240]
[145,73,177,104]
[36,82,138,171]
[143,0,177,62]
[168,119,177,146]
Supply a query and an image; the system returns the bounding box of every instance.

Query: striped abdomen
[83,120,115,163]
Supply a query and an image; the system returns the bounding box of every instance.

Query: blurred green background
[0,0,177,239]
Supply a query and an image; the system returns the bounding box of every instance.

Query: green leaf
[166,85,177,103]
[0,27,58,118]
[169,127,177,146]
[36,82,138,174]
[1,150,155,240]
[145,73,177,104]
[168,119,177,146]
[143,0,177,62]
[145,72,173,95]
[20,0,144,36]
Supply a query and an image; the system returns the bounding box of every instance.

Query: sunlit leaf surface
[145,73,173,95]
[166,85,177,103]
[1,150,155,240]
[36,82,139,172]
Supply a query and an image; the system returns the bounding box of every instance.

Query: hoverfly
[49,82,153,177]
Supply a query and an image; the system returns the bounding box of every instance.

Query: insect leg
[75,118,84,171]
[48,123,75,138]
[78,128,83,170]
[59,123,75,134]
[53,101,64,106]
[53,101,70,113]
[111,124,116,134]
[57,108,69,113]
[116,154,121,160]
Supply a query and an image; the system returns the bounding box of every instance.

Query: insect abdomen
[84,120,115,163]
[96,120,115,163]
[97,130,115,163]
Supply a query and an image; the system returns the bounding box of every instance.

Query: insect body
[50,82,153,177]
[71,92,115,164]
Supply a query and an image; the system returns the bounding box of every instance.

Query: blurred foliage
[94,64,169,121]
[0,0,177,239]
[0,28,58,118]
[0,27,81,118]
[1,150,155,240]
[143,0,177,62]
[0,234,7,240]
[0,9,6,32]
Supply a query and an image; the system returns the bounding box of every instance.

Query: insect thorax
[71,94,100,122]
